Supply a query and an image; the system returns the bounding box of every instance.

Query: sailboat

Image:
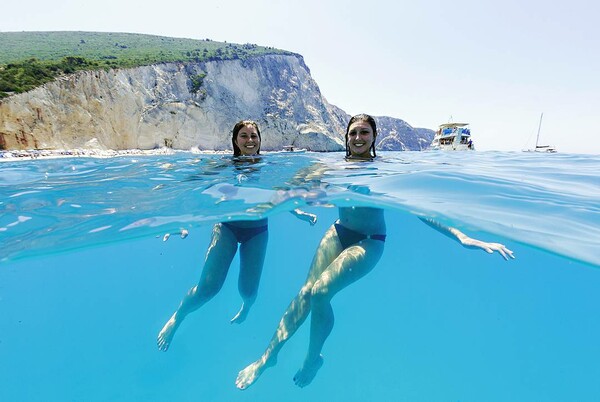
[524,113,557,153]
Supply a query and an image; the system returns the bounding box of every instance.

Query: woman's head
[345,114,377,158]
[232,120,261,156]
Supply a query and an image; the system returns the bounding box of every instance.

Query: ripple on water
[0,151,598,266]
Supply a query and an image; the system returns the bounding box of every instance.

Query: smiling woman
[345,113,377,159]
[235,113,515,390]
[232,120,262,156]
[157,120,313,351]
[157,119,317,352]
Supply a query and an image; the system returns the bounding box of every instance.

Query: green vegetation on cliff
[0,31,293,99]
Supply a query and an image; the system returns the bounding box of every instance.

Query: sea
[0,150,599,402]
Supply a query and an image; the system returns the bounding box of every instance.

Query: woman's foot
[293,354,324,388]
[230,302,251,324]
[157,313,180,351]
[235,355,276,390]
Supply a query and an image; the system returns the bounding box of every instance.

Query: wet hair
[232,120,262,156]
[345,113,377,158]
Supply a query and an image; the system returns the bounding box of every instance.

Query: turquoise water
[1,151,599,401]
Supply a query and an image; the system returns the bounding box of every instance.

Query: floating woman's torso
[338,207,386,235]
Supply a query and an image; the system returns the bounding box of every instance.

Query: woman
[157,120,315,352]
[235,114,513,389]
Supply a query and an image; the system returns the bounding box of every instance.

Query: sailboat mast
[535,112,544,147]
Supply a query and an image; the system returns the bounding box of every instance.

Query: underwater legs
[236,225,343,389]
[157,223,238,351]
[235,284,313,389]
[231,229,269,324]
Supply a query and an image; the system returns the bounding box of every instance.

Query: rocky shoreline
[0,147,231,162]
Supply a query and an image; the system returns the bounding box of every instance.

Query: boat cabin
[430,123,474,150]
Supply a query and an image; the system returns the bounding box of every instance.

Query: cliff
[0,54,432,151]
[375,116,433,151]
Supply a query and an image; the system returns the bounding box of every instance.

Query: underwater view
[1,151,599,401]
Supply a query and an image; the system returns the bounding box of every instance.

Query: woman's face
[235,124,261,156]
[347,121,375,158]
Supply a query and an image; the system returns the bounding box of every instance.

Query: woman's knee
[299,283,314,303]
[310,280,331,303]
[193,281,223,300]
[239,281,259,300]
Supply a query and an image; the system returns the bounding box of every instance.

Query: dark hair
[345,114,377,158]
[232,120,261,156]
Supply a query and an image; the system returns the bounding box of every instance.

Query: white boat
[282,145,307,153]
[430,123,474,151]
[523,113,557,153]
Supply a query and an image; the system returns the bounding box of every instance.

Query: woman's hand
[461,238,515,260]
[419,217,515,261]
[291,209,318,226]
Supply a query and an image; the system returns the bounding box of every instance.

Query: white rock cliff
[0,54,432,151]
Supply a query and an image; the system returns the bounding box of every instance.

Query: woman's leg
[236,224,343,389]
[294,238,385,387]
[231,229,269,323]
[157,223,238,351]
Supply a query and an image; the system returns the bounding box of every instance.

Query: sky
[2,0,599,154]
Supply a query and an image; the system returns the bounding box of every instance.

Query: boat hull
[430,143,475,151]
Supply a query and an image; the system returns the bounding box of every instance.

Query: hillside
[0,31,434,152]
[0,31,292,99]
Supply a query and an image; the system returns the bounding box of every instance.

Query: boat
[429,122,474,151]
[282,145,307,153]
[523,113,557,153]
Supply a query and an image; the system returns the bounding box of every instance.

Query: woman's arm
[419,217,515,260]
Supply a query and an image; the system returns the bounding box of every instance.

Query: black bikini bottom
[334,222,386,250]
[222,219,268,243]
